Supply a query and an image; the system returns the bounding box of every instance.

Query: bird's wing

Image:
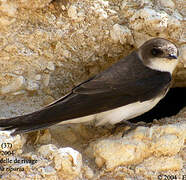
[0,52,171,135]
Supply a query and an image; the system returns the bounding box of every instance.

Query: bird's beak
[168,54,177,59]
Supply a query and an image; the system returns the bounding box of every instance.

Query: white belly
[58,95,164,126]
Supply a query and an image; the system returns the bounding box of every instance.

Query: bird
[0,38,179,136]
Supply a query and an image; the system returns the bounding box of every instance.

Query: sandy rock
[0,16,16,26]
[93,137,149,170]
[38,145,83,179]
[38,144,58,160]
[83,165,94,179]
[174,50,186,86]
[42,74,51,87]
[0,75,25,95]
[68,5,78,20]
[26,81,39,91]
[0,115,185,179]
[54,147,82,172]
[92,122,186,170]
[14,0,52,9]
[136,156,183,172]
[110,24,133,44]
[0,0,184,109]
[46,61,55,71]
[159,0,175,8]
[180,45,186,67]
[0,131,26,155]
[129,7,181,38]
[43,95,55,106]
[34,74,42,81]
[61,49,71,59]
[94,8,108,20]
[151,124,185,156]
[0,1,17,17]
[0,0,185,179]
[0,140,84,179]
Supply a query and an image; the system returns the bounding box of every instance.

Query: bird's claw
[122,121,152,137]
[111,121,151,137]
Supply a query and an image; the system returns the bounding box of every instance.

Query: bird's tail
[0,93,77,136]
[0,107,59,136]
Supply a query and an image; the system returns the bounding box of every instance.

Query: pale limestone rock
[14,69,24,75]
[91,1,109,20]
[38,144,58,160]
[0,16,16,26]
[129,7,181,37]
[110,24,133,44]
[42,74,50,87]
[0,0,185,179]
[132,32,152,48]
[43,95,55,106]
[68,5,78,20]
[175,54,186,83]
[83,165,94,179]
[95,8,108,20]
[0,0,184,106]
[98,0,109,7]
[62,49,71,58]
[38,145,83,179]
[152,134,184,156]
[0,116,185,179]
[67,5,85,22]
[159,0,175,8]
[39,166,57,177]
[0,131,26,155]
[151,124,186,156]
[54,147,82,171]
[36,129,52,144]
[0,75,25,95]
[180,45,186,67]
[93,137,149,170]
[0,143,83,179]
[47,61,55,71]
[14,0,52,9]
[26,81,39,91]
[12,90,26,96]
[35,74,42,81]
[92,122,186,170]
[136,156,183,172]
[0,1,17,16]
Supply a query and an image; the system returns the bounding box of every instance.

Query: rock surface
[0,111,185,179]
[0,0,185,179]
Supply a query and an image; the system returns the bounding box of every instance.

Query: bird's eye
[151,48,163,56]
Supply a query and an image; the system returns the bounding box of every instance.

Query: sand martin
[0,38,179,135]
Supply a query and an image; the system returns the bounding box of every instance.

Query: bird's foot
[111,121,135,135]
[121,121,143,137]
[122,121,152,137]
[111,121,151,137]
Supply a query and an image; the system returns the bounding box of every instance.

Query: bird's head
[138,38,179,74]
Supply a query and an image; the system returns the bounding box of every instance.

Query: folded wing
[0,51,171,135]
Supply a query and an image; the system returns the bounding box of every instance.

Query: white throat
[144,57,178,74]
[138,50,178,74]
